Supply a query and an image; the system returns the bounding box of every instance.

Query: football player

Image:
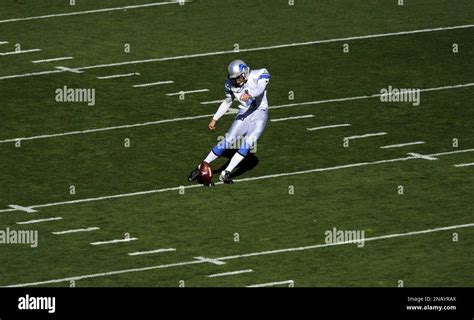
[188,59,270,184]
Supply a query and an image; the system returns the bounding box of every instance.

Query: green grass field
[0,0,473,287]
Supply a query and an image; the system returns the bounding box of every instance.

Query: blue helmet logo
[238,63,247,72]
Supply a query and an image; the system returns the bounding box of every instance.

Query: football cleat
[187,167,200,182]
[219,170,234,184]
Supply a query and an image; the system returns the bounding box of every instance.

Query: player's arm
[208,97,233,130]
[208,82,234,130]
[240,70,270,102]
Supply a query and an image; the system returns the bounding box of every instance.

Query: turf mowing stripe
[32,57,73,64]
[307,124,351,131]
[52,227,100,235]
[2,24,473,81]
[5,223,473,287]
[380,141,426,149]
[345,132,387,140]
[133,81,174,87]
[0,49,41,56]
[1,82,471,144]
[0,148,473,214]
[454,163,474,168]
[166,89,209,96]
[91,238,138,246]
[271,115,314,122]
[16,217,63,225]
[97,73,140,79]
[246,280,294,288]
[207,269,254,278]
[128,248,176,256]
[0,1,184,24]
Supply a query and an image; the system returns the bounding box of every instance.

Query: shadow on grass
[214,149,259,178]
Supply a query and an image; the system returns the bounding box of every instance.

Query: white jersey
[225,68,270,111]
[213,68,270,121]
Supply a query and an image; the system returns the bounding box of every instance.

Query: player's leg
[220,109,268,183]
[188,115,248,181]
[207,115,247,162]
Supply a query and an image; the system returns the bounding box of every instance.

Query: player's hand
[208,119,217,131]
[240,93,252,102]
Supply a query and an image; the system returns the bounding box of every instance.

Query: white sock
[203,151,219,166]
[224,153,245,173]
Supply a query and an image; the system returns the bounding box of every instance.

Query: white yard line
[233,157,409,183]
[128,248,176,256]
[4,260,206,287]
[200,100,223,105]
[429,149,474,157]
[8,204,37,213]
[75,24,474,71]
[454,163,474,168]
[0,41,9,45]
[52,227,100,235]
[2,24,472,81]
[166,89,209,96]
[97,72,140,80]
[5,223,473,287]
[407,152,438,161]
[0,114,214,144]
[307,124,351,131]
[345,132,387,140]
[380,141,425,149]
[270,95,377,110]
[2,82,469,145]
[246,280,294,288]
[0,49,41,56]
[269,83,474,111]
[0,69,65,80]
[32,57,73,64]
[132,80,174,87]
[207,269,254,278]
[271,114,314,122]
[0,1,183,24]
[216,224,474,262]
[0,148,472,214]
[227,149,474,183]
[91,238,138,246]
[16,217,62,225]
[194,256,226,265]
[55,66,83,73]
